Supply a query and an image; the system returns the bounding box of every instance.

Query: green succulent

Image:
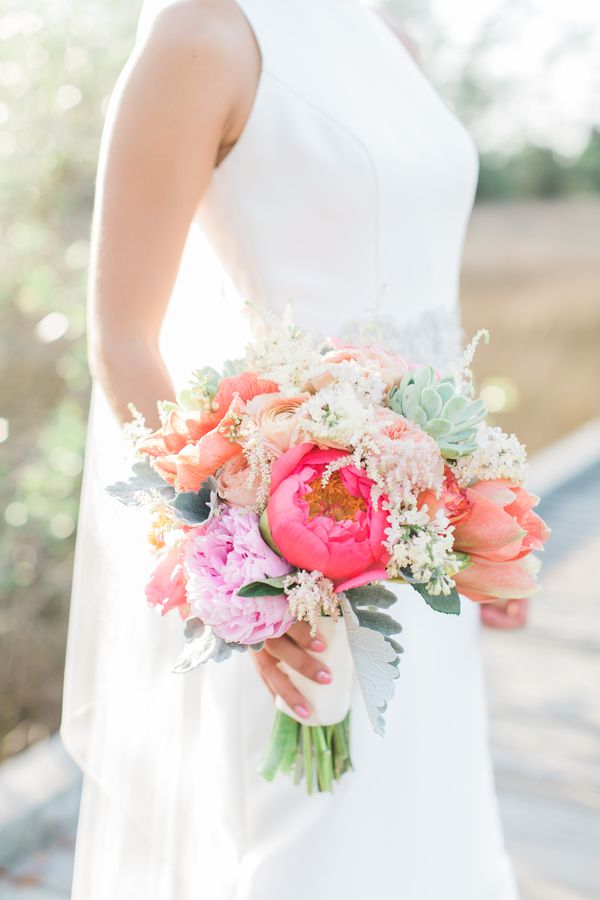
[387,366,486,459]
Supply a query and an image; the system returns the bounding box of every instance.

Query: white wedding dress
[61,0,520,897]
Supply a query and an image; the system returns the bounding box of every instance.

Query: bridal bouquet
[108,313,549,793]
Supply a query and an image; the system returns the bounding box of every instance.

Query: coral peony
[145,543,190,621]
[184,507,293,644]
[266,443,389,592]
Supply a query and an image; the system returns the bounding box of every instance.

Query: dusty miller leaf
[169,477,217,525]
[106,460,175,506]
[172,618,244,674]
[345,584,398,610]
[340,596,401,737]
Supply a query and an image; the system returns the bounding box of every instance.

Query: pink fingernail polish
[316,669,332,684]
[294,704,310,719]
[311,639,326,652]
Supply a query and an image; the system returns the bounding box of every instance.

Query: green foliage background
[0,2,138,757]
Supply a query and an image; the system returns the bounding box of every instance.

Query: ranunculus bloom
[305,345,409,393]
[145,543,190,621]
[266,443,389,592]
[184,507,293,644]
[216,455,261,508]
[243,391,309,455]
[139,372,279,491]
[427,476,550,602]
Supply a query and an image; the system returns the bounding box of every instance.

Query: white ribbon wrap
[275,616,354,726]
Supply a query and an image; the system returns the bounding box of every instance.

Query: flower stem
[259,710,352,794]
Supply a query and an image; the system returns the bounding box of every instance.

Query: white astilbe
[124,402,152,450]
[361,432,444,510]
[384,506,460,596]
[453,424,527,486]
[284,571,341,636]
[452,328,489,397]
[236,417,274,511]
[300,380,372,448]
[316,359,387,407]
[246,309,322,394]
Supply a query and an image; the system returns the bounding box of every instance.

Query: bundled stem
[259,709,353,794]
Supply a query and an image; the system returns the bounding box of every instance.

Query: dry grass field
[461,200,600,453]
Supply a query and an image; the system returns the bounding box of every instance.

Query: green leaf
[237,576,290,598]
[410,582,461,615]
[106,460,175,506]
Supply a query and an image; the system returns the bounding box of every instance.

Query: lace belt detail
[336,308,464,369]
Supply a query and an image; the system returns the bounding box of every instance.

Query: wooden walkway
[1,462,599,899]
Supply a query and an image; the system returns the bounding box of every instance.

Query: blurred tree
[0,0,139,758]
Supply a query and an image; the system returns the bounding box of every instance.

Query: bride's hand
[252,623,332,719]
[480,598,528,630]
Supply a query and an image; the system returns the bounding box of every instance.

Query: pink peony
[266,443,390,593]
[184,507,293,644]
[145,543,190,621]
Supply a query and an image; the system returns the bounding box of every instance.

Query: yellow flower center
[306,470,366,522]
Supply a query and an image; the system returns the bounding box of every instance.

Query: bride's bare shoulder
[135,0,249,72]
[107,0,255,156]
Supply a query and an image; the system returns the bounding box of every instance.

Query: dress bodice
[195,0,479,365]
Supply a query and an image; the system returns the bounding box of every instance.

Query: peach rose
[216,455,261,508]
[243,392,309,456]
[305,346,409,393]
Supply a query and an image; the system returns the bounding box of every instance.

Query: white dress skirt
[61,0,520,897]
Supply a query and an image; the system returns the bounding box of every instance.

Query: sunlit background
[0,0,599,892]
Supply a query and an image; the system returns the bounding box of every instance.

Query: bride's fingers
[480,598,528,630]
[253,649,312,719]
[286,621,327,652]
[266,635,333,684]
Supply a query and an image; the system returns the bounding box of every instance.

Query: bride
[61,0,527,897]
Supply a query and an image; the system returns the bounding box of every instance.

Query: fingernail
[506,600,519,617]
[294,704,310,719]
[316,669,332,684]
[310,639,326,652]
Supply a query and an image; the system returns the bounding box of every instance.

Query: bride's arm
[88,1,330,703]
[87,2,253,428]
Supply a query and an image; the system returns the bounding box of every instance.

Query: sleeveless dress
[61,1,520,898]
